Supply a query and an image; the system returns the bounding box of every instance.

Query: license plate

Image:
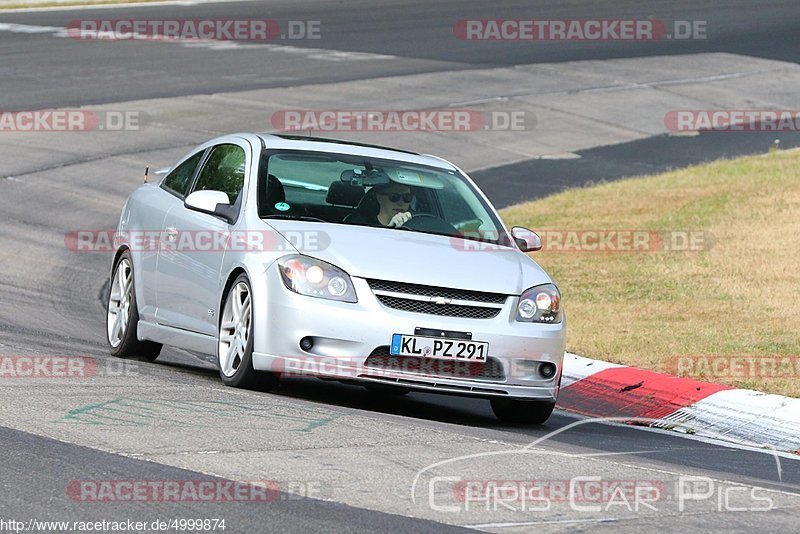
[390,334,488,362]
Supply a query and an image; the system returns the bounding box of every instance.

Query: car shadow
[152,353,558,433]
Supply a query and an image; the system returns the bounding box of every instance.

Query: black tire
[106,251,162,362]
[365,384,411,396]
[490,398,555,424]
[217,274,279,391]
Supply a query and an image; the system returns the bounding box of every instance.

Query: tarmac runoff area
[4,52,800,187]
[1,50,799,529]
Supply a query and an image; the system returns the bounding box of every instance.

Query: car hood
[265,221,552,295]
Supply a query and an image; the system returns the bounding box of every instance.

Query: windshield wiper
[262,214,327,223]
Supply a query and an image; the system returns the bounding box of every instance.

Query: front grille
[375,295,501,319]
[364,346,505,381]
[368,279,507,319]
[368,279,507,304]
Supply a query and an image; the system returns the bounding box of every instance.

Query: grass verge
[501,149,800,397]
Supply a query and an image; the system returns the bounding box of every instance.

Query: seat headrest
[354,187,380,216]
[326,181,364,207]
[266,174,286,205]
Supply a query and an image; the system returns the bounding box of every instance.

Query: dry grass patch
[501,150,800,397]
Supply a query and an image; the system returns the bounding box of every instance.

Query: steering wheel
[399,213,459,234]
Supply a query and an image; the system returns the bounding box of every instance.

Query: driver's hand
[388,211,412,227]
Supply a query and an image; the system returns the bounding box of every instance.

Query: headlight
[516,283,561,323]
[277,255,357,303]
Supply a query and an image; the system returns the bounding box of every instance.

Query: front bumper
[251,270,566,401]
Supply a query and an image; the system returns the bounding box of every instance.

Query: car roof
[256,133,458,171]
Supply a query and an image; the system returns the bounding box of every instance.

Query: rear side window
[191,144,247,204]
[162,151,204,197]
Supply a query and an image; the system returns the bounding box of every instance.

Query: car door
[136,149,205,321]
[155,142,249,336]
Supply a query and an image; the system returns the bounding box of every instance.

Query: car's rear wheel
[218,274,279,391]
[107,251,162,361]
[490,398,555,424]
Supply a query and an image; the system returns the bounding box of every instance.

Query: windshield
[258,150,510,244]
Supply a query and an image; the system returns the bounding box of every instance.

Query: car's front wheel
[218,274,279,391]
[106,251,162,361]
[490,398,555,424]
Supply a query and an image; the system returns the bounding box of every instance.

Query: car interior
[255,151,503,242]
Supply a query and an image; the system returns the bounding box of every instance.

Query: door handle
[165,226,178,242]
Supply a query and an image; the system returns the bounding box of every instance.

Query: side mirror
[511,226,542,252]
[185,190,237,223]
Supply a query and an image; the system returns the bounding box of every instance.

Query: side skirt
[138,320,217,356]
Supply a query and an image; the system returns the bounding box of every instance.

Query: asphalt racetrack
[0,1,798,531]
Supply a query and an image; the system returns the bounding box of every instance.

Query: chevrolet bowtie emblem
[431,296,452,305]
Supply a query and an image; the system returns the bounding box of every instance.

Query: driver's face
[376,185,412,216]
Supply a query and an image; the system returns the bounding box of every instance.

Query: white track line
[0,21,397,60]
[0,0,260,14]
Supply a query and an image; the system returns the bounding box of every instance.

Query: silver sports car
[107,133,566,423]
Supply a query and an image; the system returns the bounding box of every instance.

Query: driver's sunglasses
[382,193,415,203]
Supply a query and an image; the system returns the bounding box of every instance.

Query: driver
[373,182,415,227]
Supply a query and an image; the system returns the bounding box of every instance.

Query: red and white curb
[558,353,800,453]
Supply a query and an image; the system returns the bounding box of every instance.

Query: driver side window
[191,144,247,204]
